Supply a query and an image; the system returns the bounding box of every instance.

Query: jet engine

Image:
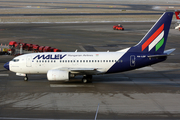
[47,69,69,81]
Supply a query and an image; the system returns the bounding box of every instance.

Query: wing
[58,67,106,75]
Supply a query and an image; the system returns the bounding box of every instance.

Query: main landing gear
[24,74,28,81]
[23,74,92,83]
[82,75,92,83]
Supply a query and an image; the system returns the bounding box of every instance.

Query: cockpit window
[12,59,19,62]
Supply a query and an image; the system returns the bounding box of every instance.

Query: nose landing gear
[24,75,28,81]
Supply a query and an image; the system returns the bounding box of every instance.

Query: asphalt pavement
[0,21,180,119]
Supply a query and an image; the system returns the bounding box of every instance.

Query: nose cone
[4,62,9,70]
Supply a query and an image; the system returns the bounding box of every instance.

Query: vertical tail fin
[130,12,173,55]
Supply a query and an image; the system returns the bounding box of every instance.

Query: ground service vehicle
[113,24,124,30]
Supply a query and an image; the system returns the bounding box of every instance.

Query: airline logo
[142,24,164,52]
[33,54,67,60]
[175,11,180,19]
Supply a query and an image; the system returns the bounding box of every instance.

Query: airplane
[175,10,180,30]
[4,12,175,83]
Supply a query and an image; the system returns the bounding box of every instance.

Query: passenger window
[106,60,108,62]
[37,60,38,62]
[109,60,111,62]
[86,60,88,62]
[77,60,79,62]
[39,60,41,62]
[83,60,85,62]
[103,60,105,62]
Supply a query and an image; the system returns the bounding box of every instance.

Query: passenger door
[26,56,32,67]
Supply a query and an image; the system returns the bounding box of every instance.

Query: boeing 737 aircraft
[4,12,175,83]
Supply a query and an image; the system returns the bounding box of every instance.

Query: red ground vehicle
[43,46,51,52]
[53,48,61,52]
[14,42,20,49]
[21,43,27,50]
[39,46,45,52]
[9,41,20,48]
[9,41,17,48]
[50,48,55,52]
[25,44,33,51]
[32,44,39,52]
[113,24,124,30]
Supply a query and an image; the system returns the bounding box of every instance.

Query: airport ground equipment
[113,24,124,30]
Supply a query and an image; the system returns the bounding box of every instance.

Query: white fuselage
[9,50,128,75]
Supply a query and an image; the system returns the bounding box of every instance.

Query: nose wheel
[24,75,28,81]
[82,75,92,83]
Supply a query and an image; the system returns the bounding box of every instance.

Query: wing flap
[58,67,106,75]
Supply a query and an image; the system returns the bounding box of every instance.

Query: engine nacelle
[47,69,69,81]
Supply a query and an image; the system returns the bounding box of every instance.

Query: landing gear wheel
[82,78,88,83]
[82,75,93,83]
[24,75,28,81]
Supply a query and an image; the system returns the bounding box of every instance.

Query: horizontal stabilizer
[148,48,175,58]
[164,48,176,55]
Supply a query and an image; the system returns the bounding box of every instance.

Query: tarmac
[0,0,179,23]
[0,0,180,119]
[0,21,180,120]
